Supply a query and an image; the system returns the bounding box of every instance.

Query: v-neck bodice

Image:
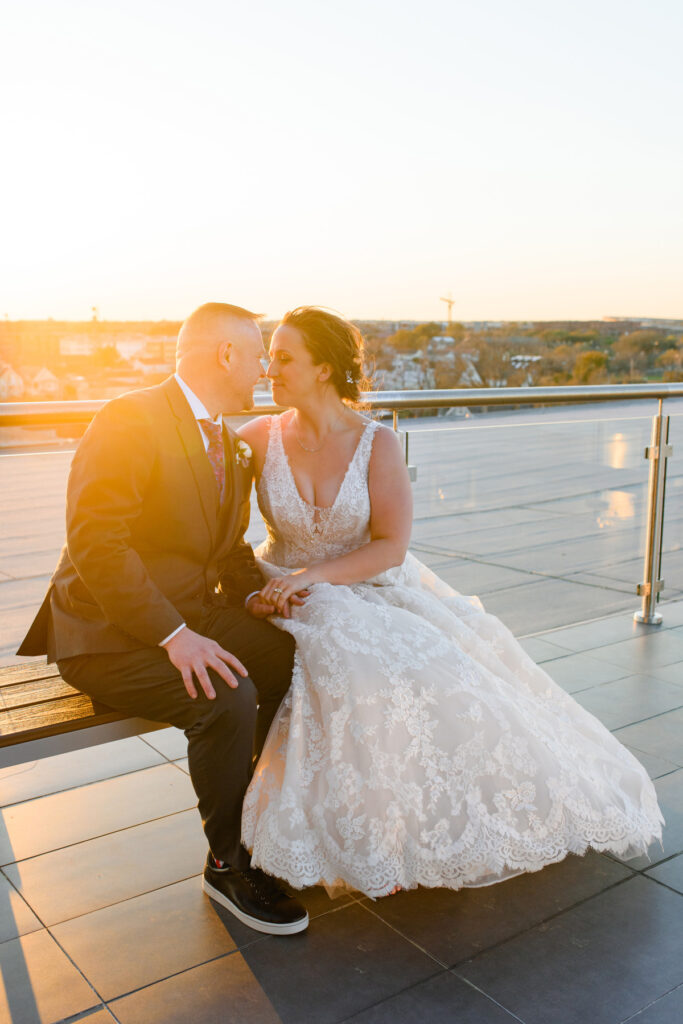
[256,414,378,568]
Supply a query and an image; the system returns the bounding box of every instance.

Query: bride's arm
[260,426,413,605]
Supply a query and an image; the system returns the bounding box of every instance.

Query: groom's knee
[187,673,258,737]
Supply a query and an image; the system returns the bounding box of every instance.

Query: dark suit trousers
[58,604,294,870]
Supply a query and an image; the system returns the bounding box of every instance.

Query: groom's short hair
[177,302,262,361]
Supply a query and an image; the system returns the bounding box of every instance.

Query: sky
[1,0,681,323]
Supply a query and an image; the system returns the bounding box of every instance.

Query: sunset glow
[1,0,681,322]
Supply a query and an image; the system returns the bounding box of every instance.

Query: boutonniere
[235,439,252,468]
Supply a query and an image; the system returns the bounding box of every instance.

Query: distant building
[510,354,541,369]
[140,336,176,365]
[25,367,60,399]
[0,363,24,400]
[59,336,99,357]
[603,316,683,333]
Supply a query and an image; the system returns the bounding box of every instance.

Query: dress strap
[355,418,379,475]
[261,415,283,481]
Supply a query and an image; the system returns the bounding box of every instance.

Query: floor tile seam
[619,980,683,1023]
[642,846,683,872]
[32,869,206,928]
[411,531,662,569]
[0,572,51,586]
[445,970,528,1023]
[638,872,683,898]
[104,947,244,1008]
[0,759,171,811]
[54,1007,115,1024]
[410,543,598,581]
[612,702,683,735]
[415,546,651,595]
[334,967,454,1024]
[519,604,683,641]
[628,740,683,767]
[138,735,183,762]
[409,544,542,579]
[559,671,669,694]
[576,672,683,694]
[0,862,51,944]
[550,677,633,697]
[538,638,683,663]
[0,805,198,868]
[37,916,111,1019]
[644,766,682,782]
[355,899,453,970]
[603,700,683,734]
[446,870,638,971]
[93,948,249,1006]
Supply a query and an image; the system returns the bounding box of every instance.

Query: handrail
[1,381,679,627]
[1,382,683,427]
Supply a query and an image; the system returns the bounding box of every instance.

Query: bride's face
[267,325,330,404]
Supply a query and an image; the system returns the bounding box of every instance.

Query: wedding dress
[241,415,663,897]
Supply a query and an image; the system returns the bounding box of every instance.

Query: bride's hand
[261,570,316,615]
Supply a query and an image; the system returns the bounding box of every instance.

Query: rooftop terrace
[1,395,682,1022]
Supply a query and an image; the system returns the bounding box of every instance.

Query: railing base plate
[633,610,663,625]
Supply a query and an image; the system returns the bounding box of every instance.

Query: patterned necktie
[199,419,225,498]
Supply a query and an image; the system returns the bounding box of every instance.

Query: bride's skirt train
[242,555,664,898]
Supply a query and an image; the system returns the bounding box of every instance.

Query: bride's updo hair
[279,307,372,404]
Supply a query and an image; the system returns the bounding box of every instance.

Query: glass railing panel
[403,398,683,637]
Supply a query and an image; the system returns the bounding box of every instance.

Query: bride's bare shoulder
[368,420,404,459]
[238,415,270,443]
[237,415,272,470]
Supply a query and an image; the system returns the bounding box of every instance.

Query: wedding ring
[273,587,283,595]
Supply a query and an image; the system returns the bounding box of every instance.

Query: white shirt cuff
[244,590,261,608]
[159,623,187,646]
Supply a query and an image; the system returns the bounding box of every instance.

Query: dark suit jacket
[18,376,264,661]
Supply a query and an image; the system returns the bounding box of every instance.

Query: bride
[239,306,663,898]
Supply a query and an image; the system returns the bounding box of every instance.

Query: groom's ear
[218,341,231,369]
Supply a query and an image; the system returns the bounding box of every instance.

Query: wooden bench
[0,661,166,769]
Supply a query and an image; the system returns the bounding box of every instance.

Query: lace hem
[243,807,663,899]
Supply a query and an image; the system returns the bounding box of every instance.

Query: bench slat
[0,663,165,761]
[0,662,61,684]
[0,693,118,743]
[0,676,80,711]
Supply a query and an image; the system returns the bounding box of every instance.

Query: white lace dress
[241,415,664,897]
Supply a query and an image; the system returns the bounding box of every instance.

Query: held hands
[162,626,248,700]
[258,569,316,617]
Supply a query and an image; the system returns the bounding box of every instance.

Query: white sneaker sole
[202,877,309,935]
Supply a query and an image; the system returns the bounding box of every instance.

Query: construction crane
[440,295,455,324]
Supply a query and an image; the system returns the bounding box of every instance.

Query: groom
[18,302,308,935]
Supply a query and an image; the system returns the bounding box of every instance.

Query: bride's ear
[317,363,333,383]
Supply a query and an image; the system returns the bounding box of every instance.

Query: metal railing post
[390,409,417,481]
[635,399,673,625]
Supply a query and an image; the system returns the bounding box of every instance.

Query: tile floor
[1,600,682,1024]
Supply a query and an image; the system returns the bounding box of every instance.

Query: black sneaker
[202,854,309,935]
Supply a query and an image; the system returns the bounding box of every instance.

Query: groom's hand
[162,627,248,700]
[246,591,309,620]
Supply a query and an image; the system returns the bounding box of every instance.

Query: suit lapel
[220,424,246,549]
[163,377,218,544]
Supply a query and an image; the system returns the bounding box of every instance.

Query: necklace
[293,412,343,453]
